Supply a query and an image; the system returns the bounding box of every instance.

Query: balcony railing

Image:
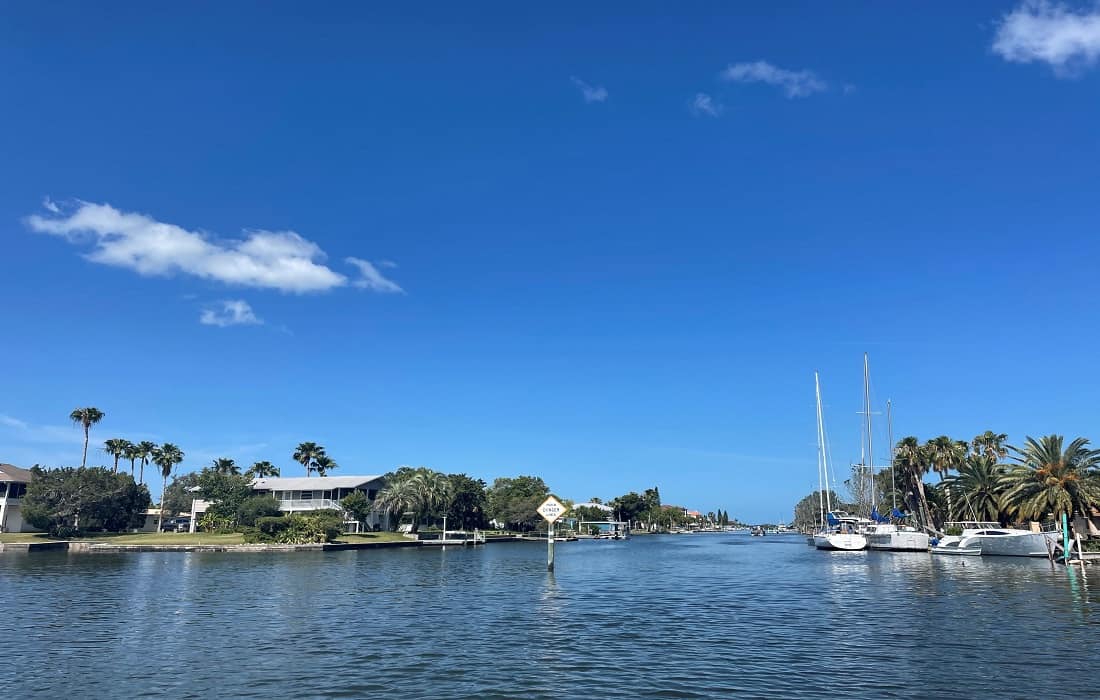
[278,499,342,511]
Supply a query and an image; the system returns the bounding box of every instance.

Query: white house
[189,474,389,532]
[0,463,37,533]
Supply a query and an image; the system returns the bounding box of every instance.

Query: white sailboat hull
[813,532,867,551]
[866,529,929,552]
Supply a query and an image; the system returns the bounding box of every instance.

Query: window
[300,491,314,500]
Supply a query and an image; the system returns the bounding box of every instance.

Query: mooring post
[1063,513,1070,565]
[548,520,555,571]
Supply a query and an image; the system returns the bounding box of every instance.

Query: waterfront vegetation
[792,432,1100,533]
[14,406,730,544]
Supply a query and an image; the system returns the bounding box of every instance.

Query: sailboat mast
[887,398,896,511]
[814,372,831,519]
[864,353,875,517]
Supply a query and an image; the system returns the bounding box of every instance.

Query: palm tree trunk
[130,459,135,478]
[140,460,145,485]
[81,425,89,468]
[113,455,119,474]
[158,475,167,532]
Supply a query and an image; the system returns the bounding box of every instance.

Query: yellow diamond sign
[536,496,566,523]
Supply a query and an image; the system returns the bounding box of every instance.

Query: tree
[924,435,967,520]
[123,440,140,478]
[211,458,240,475]
[792,489,844,530]
[341,490,374,527]
[893,436,932,526]
[445,473,488,529]
[971,431,1009,462]
[486,475,549,532]
[373,468,452,532]
[313,455,338,477]
[161,472,202,517]
[245,461,280,479]
[22,466,151,536]
[945,454,1006,523]
[152,443,184,531]
[103,438,130,474]
[235,495,282,527]
[135,441,157,485]
[1001,435,1100,523]
[610,491,649,525]
[293,442,325,477]
[70,407,105,468]
[194,467,255,527]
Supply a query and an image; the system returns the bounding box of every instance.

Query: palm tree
[70,407,105,468]
[103,438,130,474]
[135,440,157,485]
[152,443,185,531]
[1001,435,1100,524]
[312,455,338,477]
[893,436,932,526]
[123,440,139,477]
[945,454,1005,523]
[971,431,1009,462]
[372,470,451,533]
[924,435,967,520]
[293,442,325,477]
[211,457,240,475]
[245,461,280,479]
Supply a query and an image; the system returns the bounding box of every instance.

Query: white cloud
[346,257,404,293]
[993,1,1100,74]
[570,76,609,103]
[25,201,401,295]
[690,92,723,117]
[41,196,60,213]
[199,300,263,327]
[720,60,827,98]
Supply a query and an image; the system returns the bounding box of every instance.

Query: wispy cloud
[720,60,827,98]
[199,300,263,327]
[25,200,403,295]
[690,92,723,117]
[993,1,1100,74]
[346,257,404,293]
[570,76,609,103]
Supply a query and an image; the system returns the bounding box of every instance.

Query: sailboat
[857,355,930,552]
[811,371,868,551]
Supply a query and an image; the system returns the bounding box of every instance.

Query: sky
[3,1,1100,522]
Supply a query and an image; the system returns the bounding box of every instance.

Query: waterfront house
[0,463,37,533]
[188,475,389,532]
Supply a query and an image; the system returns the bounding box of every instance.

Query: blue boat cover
[891,508,907,519]
[826,512,840,526]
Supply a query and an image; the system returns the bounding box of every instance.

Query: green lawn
[0,532,63,543]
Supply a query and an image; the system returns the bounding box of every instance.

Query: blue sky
[3,1,1100,521]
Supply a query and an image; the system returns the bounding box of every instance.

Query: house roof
[0,463,33,483]
[252,475,385,491]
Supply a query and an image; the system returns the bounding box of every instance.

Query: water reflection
[2,535,1098,699]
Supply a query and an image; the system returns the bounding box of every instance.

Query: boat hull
[813,533,867,551]
[867,530,930,552]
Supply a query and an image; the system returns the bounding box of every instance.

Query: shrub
[236,495,282,527]
[243,512,343,544]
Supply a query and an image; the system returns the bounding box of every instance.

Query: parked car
[160,517,191,532]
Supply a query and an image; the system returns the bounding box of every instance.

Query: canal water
[2,534,1097,699]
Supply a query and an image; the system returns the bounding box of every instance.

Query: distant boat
[750,526,766,537]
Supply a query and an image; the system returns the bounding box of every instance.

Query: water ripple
[2,535,1098,698]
